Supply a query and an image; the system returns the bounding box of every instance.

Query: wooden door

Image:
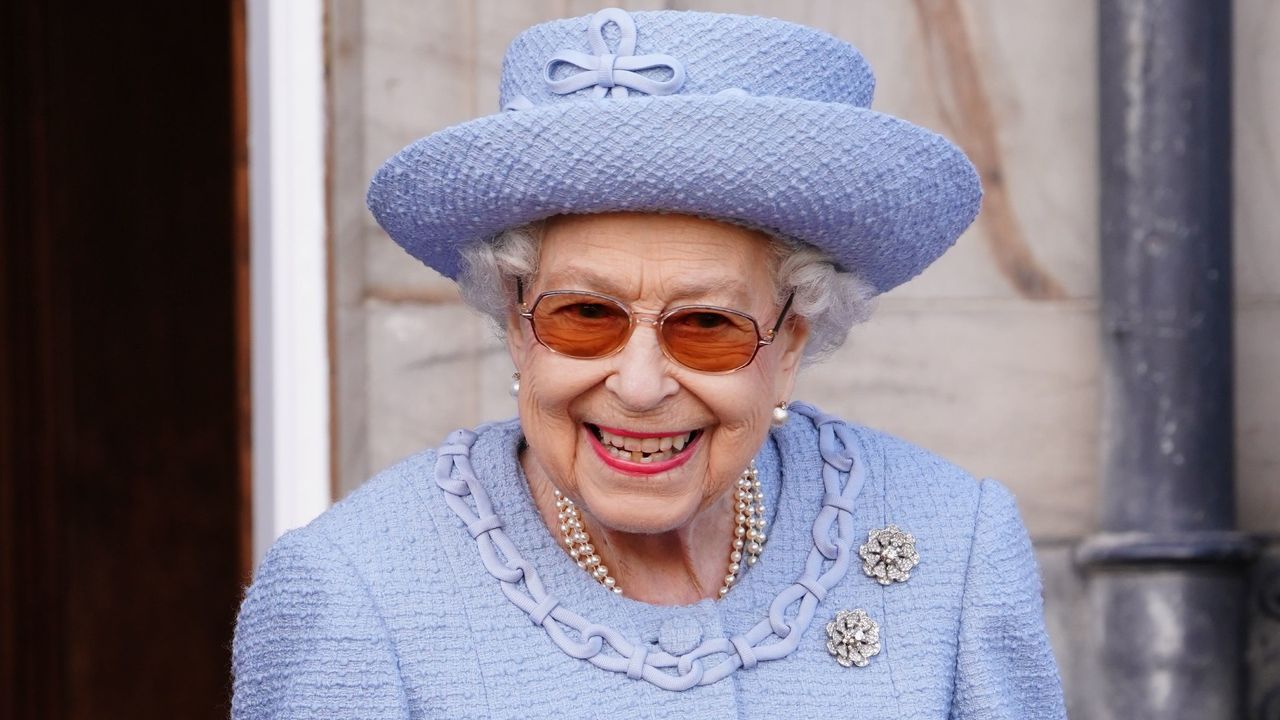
[0,1,250,717]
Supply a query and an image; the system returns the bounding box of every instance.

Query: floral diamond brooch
[859,524,920,586]
[826,609,881,668]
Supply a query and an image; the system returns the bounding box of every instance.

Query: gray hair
[457,220,877,362]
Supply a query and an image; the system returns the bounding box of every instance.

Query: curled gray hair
[458,220,877,362]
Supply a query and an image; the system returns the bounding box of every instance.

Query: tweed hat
[367,8,981,295]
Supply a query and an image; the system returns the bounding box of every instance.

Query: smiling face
[507,212,808,536]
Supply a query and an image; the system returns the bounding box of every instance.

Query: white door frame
[247,0,331,565]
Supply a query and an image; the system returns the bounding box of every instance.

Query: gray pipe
[1079,1,1256,718]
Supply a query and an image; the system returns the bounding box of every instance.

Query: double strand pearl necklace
[553,462,767,598]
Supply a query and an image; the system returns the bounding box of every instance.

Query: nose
[603,321,680,411]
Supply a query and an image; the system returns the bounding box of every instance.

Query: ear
[774,315,809,401]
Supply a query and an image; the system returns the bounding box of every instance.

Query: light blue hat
[367,8,981,294]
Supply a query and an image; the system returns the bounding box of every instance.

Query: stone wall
[327,1,1280,714]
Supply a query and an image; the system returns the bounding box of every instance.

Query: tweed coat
[232,404,1067,719]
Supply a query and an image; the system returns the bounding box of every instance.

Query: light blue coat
[233,404,1066,718]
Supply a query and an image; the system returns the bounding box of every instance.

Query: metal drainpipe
[1079,1,1257,718]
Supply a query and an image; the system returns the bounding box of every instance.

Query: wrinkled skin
[508,212,808,605]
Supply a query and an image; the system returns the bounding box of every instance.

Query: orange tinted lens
[661,308,760,372]
[530,292,632,358]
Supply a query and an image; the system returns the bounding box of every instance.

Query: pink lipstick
[583,424,701,475]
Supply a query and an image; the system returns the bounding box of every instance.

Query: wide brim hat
[367,8,981,295]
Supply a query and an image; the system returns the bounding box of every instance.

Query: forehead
[535,213,776,303]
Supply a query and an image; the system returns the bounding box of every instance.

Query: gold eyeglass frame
[516,278,796,374]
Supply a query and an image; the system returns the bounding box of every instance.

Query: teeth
[593,426,696,463]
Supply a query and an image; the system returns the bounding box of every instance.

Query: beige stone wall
[327,2,1279,707]
[1236,0,1280,535]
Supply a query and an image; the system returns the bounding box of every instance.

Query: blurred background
[1,0,1276,718]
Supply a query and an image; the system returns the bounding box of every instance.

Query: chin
[576,483,701,535]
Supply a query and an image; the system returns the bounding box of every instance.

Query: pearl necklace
[553,462,767,598]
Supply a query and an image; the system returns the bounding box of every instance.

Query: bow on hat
[543,8,687,99]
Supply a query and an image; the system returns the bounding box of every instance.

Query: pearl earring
[772,401,790,426]
[509,372,521,397]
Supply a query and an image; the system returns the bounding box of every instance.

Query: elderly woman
[233,8,1066,719]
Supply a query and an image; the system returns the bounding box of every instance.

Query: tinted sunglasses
[517,279,796,373]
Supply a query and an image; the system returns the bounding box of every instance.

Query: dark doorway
[1,1,250,718]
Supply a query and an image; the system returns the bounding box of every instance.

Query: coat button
[657,616,703,655]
